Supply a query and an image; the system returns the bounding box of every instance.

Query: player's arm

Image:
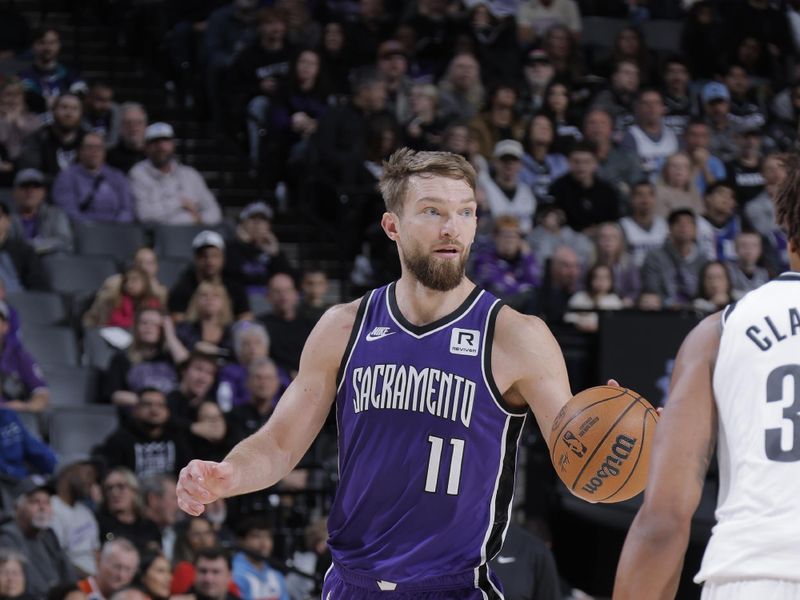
[613,313,721,600]
[493,309,573,440]
[177,301,357,515]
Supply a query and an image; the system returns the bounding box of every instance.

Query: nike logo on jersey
[366,326,395,341]
[495,556,516,564]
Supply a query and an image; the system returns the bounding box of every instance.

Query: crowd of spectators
[1,0,800,598]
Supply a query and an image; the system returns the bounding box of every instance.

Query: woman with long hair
[135,552,173,600]
[176,281,234,355]
[83,266,162,330]
[655,151,704,218]
[693,260,733,313]
[540,80,582,154]
[565,263,624,332]
[101,308,188,407]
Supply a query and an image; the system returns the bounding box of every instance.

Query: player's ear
[381,212,400,241]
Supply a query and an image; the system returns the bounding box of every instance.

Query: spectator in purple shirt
[52,132,134,224]
[471,215,540,310]
[0,300,50,413]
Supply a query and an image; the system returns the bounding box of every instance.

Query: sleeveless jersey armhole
[484,300,528,417]
[335,291,373,392]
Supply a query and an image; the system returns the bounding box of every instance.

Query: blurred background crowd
[0,0,798,598]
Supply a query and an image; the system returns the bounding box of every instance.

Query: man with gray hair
[0,476,76,596]
[142,474,180,561]
[107,103,148,173]
[77,538,139,599]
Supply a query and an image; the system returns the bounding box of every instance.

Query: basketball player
[614,155,800,599]
[177,149,576,598]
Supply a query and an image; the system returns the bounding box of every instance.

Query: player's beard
[401,241,467,291]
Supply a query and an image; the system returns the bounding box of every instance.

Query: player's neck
[394,277,475,327]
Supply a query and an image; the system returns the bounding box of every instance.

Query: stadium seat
[641,20,683,53]
[580,17,628,50]
[6,291,67,326]
[16,410,42,440]
[157,257,190,289]
[21,325,80,367]
[82,327,119,371]
[43,254,118,306]
[42,364,97,406]
[48,405,118,460]
[73,222,148,266]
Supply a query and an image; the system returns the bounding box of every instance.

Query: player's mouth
[433,246,461,258]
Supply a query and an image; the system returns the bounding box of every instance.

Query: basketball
[549,386,659,503]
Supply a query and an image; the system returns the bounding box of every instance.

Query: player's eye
[461,208,475,217]
[423,207,439,216]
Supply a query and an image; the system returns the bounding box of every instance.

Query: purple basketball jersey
[329,283,527,589]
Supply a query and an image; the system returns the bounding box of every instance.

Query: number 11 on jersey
[425,435,465,495]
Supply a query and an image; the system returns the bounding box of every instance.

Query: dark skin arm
[613,312,721,599]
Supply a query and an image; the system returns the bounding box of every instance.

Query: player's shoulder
[316,297,363,336]
[492,304,558,360]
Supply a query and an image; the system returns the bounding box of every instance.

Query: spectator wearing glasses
[52,132,134,224]
[9,168,73,254]
[94,467,161,555]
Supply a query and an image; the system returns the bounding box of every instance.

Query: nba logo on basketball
[562,430,587,457]
[449,328,480,356]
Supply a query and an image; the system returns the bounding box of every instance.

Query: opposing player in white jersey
[614,153,800,599]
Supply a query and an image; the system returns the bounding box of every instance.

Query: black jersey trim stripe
[721,301,738,328]
[476,563,504,599]
[484,301,528,416]
[484,415,525,562]
[386,281,484,338]
[776,272,800,281]
[335,290,373,393]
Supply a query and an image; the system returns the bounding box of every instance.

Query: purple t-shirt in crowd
[0,336,47,402]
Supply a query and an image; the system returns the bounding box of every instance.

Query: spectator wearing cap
[641,208,708,308]
[682,119,726,196]
[549,141,620,233]
[224,202,293,294]
[0,299,50,413]
[51,459,101,577]
[520,49,555,116]
[469,85,525,160]
[168,231,251,322]
[107,103,148,173]
[437,53,484,124]
[516,0,582,46]
[52,132,134,224]
[17,27,85,113]
[582,108,642,204]
[725,127,766,206]
[8,168,73,254]
[129,123,222,226]
[477,140,537,233]
[313,66,394,188]
[83,81,121,149]
[621,89,679,181]
[230,7,293,170]
[0,406,56,479]
[0,203,49,292]
[701,82,739,163]
[18,93,85,177]
[376,40,412,125]
[0,476,76,596]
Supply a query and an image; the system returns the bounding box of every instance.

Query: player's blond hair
[379,148,476,214]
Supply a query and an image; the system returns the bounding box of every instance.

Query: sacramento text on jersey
[351,365,477,428]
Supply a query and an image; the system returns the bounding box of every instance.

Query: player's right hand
[176,459,237,516]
